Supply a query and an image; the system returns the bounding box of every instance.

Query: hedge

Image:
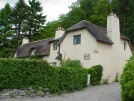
[0,58,88,93]
[88,65,103,85]
[120,55,134,101]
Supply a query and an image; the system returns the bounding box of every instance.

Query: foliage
[110,0,134,45]
[0,3,16,58]
[0,0,46,58]
[11,0,28,47]
[120,54,134,101]
[102,77,109,84]
[114,72,119,82]
[59,5,86,29]
[39,20,60,39]
[88,65,103,85]
[28,55,42,60]
[25,0,46,41]
[60,58,83,68]
[11,0,46,42]
[0,58,87,93]
[58,67,88,92]
[59,0,111,29]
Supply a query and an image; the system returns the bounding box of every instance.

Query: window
[74,35,81,45]
[53,43,57,50]
[124,42,126,50]
[52,62,57,66]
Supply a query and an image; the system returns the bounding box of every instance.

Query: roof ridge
[24,38,54,45]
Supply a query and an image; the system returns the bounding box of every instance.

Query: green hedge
[120,55,134,101]
[0,58,88,93]
[88,65,103,85]
[58,67,88,91]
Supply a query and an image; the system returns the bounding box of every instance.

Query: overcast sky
[0,0,77,22]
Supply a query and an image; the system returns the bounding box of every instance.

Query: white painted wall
[59,21,132,82]
[43,42,60,66]
[60,29,98,68]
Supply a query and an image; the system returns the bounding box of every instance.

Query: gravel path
[1,82,121,101]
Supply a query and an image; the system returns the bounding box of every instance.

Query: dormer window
[53,43,57,50]
[74,35,81,45]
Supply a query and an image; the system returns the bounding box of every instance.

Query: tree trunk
[29,25,32,41]
[17,23,21,48]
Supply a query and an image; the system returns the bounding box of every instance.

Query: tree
[112,0,134,45]
[39,20,60,39]
[59,0,109,29]
[11,0,27,47]
[59,1,85,29]
[87,0,112,27]
[24,0,46,41]
[0,3,16,57]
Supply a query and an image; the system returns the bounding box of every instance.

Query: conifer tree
[0,3,15,57]
[24,0,46,41]
[11,0,27,47]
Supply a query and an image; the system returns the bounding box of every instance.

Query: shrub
[60,58,83,68]
[102,77,109,84]
[114,72,119,82]
[88,65,103,85]
[0,58,87,93]
[120,55,134,101]
[58,67,88,91]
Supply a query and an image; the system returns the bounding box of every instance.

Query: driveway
[1,82,121,101]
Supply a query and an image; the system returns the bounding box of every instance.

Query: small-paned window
[124,42,126,50]
[53,43,57,50]
[52,62,57,66]
[74,35,81,45]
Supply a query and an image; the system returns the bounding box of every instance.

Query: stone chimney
[22,37,29,45]
[107,13,120,41]
[55,27,64,39]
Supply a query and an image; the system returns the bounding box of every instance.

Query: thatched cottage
[14,13,132,82]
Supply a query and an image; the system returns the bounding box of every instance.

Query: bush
[58,67,88,91]
[28,55,42,60]
[60,58,83,68]
[88,65,103,85]
[120,55,134,101]
[102,77,109,84]
[0,58,88,93]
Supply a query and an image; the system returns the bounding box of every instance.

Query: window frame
[124,42,126,50]
[73,35,81,45]
[53,43,58,50]
[52,62,57,66]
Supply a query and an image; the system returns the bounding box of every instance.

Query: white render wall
[43,43,60,66]
[60,29,98,67]
[60,28,132,82]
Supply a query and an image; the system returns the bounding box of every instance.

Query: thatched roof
[16,38,56,58]
[120,34,130,40]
